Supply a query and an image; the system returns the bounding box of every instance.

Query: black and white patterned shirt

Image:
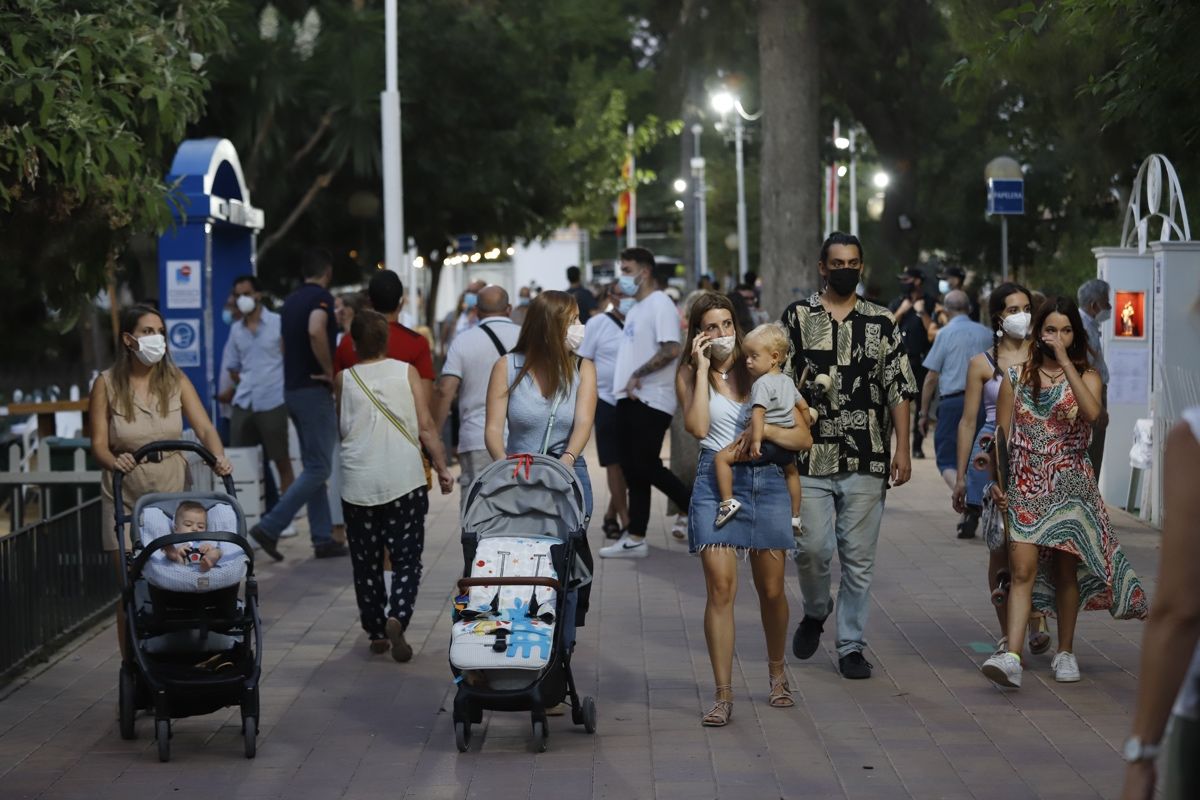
[782,293,918,478]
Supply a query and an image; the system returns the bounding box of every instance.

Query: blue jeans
[794,472,886,656]
[258,387,335,547]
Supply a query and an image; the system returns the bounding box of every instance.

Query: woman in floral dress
[981,296,1148,689]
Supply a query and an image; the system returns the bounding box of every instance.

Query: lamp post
[833,123,859,237]
[711,90,760,281]
[690,124,709,284]
[381,0,406,302]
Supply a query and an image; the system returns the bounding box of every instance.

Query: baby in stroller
[161,501,223,573]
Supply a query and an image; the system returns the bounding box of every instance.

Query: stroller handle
[111,441,237,534]
[457,576,561,592]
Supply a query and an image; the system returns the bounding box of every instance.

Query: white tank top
[338,359,426,506]
[1174,406,1200,720]
[699,384,749,452]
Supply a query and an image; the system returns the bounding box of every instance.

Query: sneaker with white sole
[598,532,649,559]
[1051,651,1080,682]
[981,651,1022,688]
[671,514,688,540]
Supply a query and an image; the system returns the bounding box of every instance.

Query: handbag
[348,366,432,488]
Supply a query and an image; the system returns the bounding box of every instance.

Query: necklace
[712,367,729,381]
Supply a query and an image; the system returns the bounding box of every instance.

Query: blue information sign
[988,178,1024,215]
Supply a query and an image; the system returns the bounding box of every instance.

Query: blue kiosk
[157,139,264,422]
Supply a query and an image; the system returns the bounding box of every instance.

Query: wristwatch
[1122,736,1160,763]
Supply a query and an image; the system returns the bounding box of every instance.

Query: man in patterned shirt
[782,231,918,679]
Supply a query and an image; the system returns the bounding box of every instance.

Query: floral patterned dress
[1005,368,1148,620]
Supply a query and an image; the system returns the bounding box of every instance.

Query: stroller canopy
[461,455,587,542]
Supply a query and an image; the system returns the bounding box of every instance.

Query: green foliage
[0,0,228,320]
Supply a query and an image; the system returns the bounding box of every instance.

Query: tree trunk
[758,0,821,317]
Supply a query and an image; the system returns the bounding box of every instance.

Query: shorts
[230,404,289,463]
[593,400,620,467]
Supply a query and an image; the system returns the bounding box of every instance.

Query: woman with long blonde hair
[485,290,597,623]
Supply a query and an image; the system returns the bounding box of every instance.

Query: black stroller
[113,441,262,762]
[449,454,596,752]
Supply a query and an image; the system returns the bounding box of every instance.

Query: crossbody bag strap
[605,311,624,330]
[479,322,509,357]
[348,367,420,452]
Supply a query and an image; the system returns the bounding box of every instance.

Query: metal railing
[0,497,118,682]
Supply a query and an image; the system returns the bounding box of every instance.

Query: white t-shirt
[441,317,521,453]
[612,290,682,415]
[578,311,624,406]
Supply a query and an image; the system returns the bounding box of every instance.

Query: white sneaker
[981,651,1022,688]
[671,514,687,540]
[599,532,649,559]
[1051,651,1080,682]
[280,524,298,539]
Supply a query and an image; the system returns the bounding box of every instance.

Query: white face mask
[235,295,257,315]
[133,334,167,366]
[708,335,736,362]
[1000,311,1031,340]
[565,323,586,352]
[1094,307,1112,324]
[938,279,951,295]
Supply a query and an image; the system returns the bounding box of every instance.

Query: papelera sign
[987,178,1024,215]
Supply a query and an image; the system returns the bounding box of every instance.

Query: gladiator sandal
[702,685,733,727]
[767,660,795,708]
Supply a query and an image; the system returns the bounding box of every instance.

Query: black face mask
[827,268,860,297]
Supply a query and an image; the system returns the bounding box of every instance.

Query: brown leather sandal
[701,685,733,727]
[768,660,795,708]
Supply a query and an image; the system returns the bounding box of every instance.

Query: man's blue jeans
[794,471,887,657]
[258,387,335,547]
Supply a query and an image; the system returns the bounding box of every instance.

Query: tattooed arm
[625,341,682,397]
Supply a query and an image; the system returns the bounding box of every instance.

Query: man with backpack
[434,285,521,512]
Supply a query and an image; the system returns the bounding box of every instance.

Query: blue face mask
[464,292,478,309]
[617,274,640,296]
[618,297,636,314]
[517,297,530,307]
[221,308,234,325]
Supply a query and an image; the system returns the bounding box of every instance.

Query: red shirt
[334,321,435,380]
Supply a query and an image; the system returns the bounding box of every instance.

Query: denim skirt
[687,448,795,554]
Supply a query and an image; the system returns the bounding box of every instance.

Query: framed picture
[1114,290,1146,339]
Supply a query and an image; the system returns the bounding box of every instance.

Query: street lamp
[690,123,709,284]
[710,87,761,281]
[873,171,890,189]
[673,178,688,193]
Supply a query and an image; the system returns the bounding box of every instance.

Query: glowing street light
[837,165,848,178]
[674,199,685,210]
[710,90,736,115]
[873,171,890,189]
[834,136,851,150]
[673,178,687,193]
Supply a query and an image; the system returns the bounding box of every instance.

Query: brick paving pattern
[0,453,1159,799]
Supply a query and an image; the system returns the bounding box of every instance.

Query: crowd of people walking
[93,232,1194,787]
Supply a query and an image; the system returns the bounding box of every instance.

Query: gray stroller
[449,454,595,752]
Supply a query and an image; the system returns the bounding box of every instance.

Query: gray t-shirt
[747,372,800,428]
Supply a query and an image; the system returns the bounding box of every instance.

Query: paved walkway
[0,451,1160,799]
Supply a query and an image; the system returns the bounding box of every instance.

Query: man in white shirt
[434,285,521,513]
[600,248,690,559]
[579,281,630,540]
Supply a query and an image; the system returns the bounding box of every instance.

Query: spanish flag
[615,151,633,235]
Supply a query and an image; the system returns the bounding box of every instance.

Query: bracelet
[562,452,576,463]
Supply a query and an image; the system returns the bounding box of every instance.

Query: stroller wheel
[531,720,548,753]
[243,716,257,759]
[118,667,136,740]
[454,721,471,753]
[155,719,171,763]
[582,697,597,734]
